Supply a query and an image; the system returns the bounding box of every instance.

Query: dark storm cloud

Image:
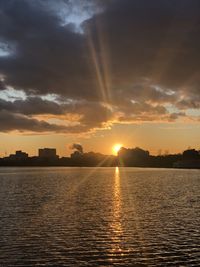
[0,79,5,90]
[0,109,107,134]
[84,0,200,106]
[0,0,199,133]
[0,97,63,115]
[0,110,72,133]
[0,0,100,100]
[0,97,114,132]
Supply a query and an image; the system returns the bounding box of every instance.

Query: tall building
[38,148,58,159]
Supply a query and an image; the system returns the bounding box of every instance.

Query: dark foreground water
[0,167,199,266]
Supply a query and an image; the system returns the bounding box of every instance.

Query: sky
[0,0,200,156]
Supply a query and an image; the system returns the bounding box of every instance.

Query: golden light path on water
[109,166,125,260]
[108,167,147,262]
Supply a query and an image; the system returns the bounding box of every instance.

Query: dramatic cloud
[0,0,199,133]
[0,110,70,133]
[0,97,63,115]
[0,96,115,133]
[0,79,5,90]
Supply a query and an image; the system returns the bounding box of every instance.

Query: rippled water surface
[0,167,199,266]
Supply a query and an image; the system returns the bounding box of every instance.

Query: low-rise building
[38,148,58,159]
[8,150,28,160]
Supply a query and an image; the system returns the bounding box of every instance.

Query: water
[0,167,199,266]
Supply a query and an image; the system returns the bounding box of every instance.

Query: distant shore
[1,147,200,169]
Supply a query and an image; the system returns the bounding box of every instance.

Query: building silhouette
[0,147,199,168]
[38,148,58,159]
[8,150,28,160]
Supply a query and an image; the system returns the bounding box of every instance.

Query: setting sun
[112,144,123,155]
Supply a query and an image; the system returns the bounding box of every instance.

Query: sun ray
[85,19,112,106]
[65,155,115,196]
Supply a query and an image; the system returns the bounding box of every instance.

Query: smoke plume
[70,143,83,153]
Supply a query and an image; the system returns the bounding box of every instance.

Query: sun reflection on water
[109,167,125,257]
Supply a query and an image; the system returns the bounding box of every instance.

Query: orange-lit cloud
[0,0,200,136]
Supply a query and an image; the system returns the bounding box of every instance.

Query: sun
[112,144,123,155]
